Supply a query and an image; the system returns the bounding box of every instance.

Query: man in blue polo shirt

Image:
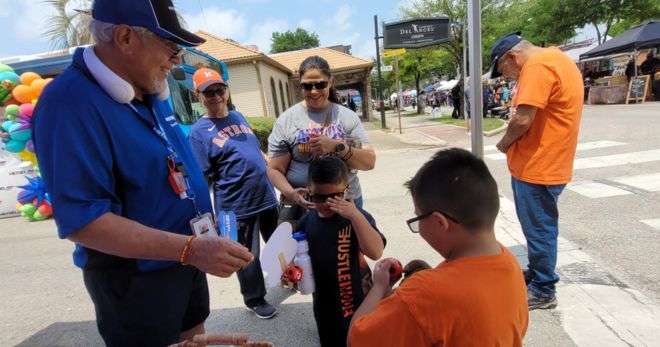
[32,1,253,346]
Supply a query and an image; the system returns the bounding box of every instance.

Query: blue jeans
[511,177,565,298]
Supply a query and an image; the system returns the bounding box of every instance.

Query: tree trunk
[593,22,603,44]
[415,74,422,114]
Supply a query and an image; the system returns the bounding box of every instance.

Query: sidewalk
[368,105,507,148]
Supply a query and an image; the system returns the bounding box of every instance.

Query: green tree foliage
[44,0,94,50]
[521,0,660,45]
[270,28,320,54]
[397,48,443,114]
[400,0,534,74]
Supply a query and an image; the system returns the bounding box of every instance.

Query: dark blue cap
[489,31,523,78]
[92,0,205,47]
[292,232,307,242]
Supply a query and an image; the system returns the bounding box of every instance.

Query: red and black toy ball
[285,265,303,283]
[388,258,404,282]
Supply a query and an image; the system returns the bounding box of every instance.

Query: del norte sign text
[383,17,451,49]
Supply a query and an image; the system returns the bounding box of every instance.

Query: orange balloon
[20,72,41,86]
[12,85,36,103]
[31,79,48,96]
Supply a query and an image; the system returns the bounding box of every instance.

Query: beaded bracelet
[180,235,195,265]
[342,144,353,161]
[344,145,354,161]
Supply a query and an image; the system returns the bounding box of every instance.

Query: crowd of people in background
[419,78,516,120]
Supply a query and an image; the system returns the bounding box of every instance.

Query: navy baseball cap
[92,0,205,47]
[490,31,523,78]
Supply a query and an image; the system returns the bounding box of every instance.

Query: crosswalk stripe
[485,141,628,161]
[574,149,660,170]
[566,181,632,198]
[641,218,660,230]
[496,196,660,346]
[610,173,660,192]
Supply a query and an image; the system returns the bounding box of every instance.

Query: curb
[393,129,447,147]
[484,123,508,137]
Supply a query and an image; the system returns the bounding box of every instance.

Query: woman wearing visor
[188,68,279,319]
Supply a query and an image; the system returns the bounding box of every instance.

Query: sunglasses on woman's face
[300,81,329,91]
[308,191,345,203]
[202,86,227,98]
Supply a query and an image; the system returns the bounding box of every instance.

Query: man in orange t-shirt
[347,148,528,346]
[492,32,583,310]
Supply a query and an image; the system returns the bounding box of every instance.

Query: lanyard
[128,101,202,216]
[72,60,202,216]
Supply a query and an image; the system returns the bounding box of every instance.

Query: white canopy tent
[435,79,458,91]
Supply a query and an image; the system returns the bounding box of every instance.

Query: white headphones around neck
[83,46,170,104]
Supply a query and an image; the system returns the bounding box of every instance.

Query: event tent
[580,20,660,60]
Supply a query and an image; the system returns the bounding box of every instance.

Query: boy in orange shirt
[348,148,528,346]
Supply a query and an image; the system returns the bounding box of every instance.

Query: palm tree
[43,0,191,51]
[43,0,94,50]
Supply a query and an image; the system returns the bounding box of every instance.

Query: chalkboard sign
[626,75,650,104]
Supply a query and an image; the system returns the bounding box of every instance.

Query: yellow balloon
[18,150,37,165]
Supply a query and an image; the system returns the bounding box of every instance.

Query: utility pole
[373,15,387,129]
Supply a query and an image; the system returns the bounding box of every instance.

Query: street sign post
[394,55,403,135]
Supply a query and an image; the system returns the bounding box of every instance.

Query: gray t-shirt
[268,102,371,199]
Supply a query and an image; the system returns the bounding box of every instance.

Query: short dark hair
[308,156,349,186]
[405,148,499,231]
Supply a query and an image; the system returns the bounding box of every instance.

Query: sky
[0,0,603,61]
[0,0,407,60]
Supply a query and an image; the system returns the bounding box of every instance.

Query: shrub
[246,117,276,152]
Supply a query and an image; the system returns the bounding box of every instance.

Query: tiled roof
[195,31,264,62]
[269,47,374,74]
[194,31,291,73]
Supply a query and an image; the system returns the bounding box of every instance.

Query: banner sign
[383,17,451,49]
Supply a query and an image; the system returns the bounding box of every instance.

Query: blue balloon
[8,122,22,132]
[0,71,20,84]
[2,120,15,131]
[11,129,31,141]
[3,139,26,153]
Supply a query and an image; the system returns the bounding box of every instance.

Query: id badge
[189,212,217,237]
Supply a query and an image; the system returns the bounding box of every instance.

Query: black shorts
[83,265,209,347]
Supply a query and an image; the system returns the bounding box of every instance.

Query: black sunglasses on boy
[307,191,345,203]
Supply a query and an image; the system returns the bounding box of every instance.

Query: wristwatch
[336,142,346,153]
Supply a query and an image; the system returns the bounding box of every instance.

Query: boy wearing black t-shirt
[297,157,385,347]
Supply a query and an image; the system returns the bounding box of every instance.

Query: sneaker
[246,300,278,319]
[522,269,533,285]
[527,290,557,310]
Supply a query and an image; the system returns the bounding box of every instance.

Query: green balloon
[5,104,19,116]
[0,64,13,74]
[32,211,47,221]
[20,203,36,215]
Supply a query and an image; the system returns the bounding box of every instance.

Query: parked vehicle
[5,46,228,135]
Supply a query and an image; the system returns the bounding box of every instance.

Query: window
[167,73,201,126]
[286,82,292,106]
[279,80,287,110]
[270,77,279,116]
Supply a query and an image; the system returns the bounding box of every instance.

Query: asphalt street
[1,102,659,346]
